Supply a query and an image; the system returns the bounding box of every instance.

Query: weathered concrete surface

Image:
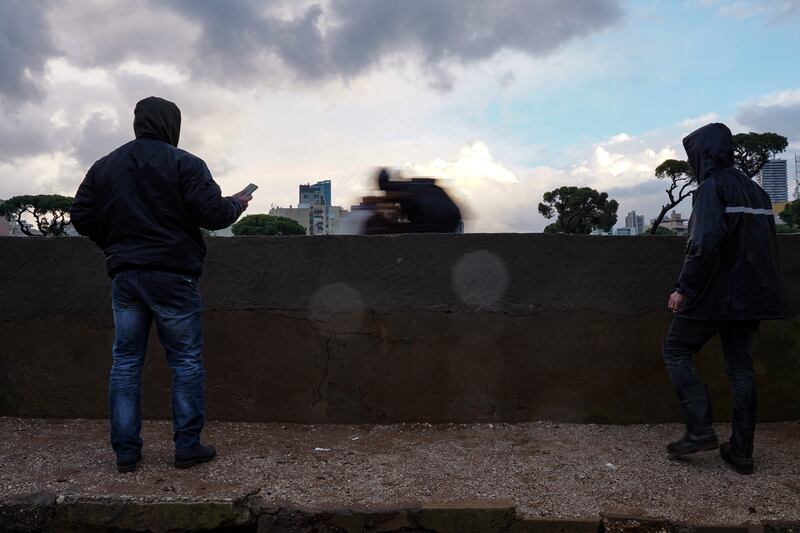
[1,235,799,423]
[1,418,799,532]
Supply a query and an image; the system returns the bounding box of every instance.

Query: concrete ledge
[1,235,800,424]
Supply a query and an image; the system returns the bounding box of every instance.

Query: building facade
[271,180,349,235]
[757,159,788,203]
[624,210,644,235]
[795,154,800,200]
[651,211,688,236]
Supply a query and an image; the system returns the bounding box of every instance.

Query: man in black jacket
[663,122,786,474]
[71,96,252,472]
[377,168,463,233]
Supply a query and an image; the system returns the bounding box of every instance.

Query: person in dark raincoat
[663,122,786,474]
[71,96,252,472]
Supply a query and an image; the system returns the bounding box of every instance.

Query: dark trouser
[110,270,205,463]
[662,317,759,454]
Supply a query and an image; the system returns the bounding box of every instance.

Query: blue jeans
[110,270,205,462]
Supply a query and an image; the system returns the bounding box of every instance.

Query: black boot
[720,441,753,474]
[116,453,142,473]
[721,399,756,474]
[667,384,718,457]
[175,443,216,469]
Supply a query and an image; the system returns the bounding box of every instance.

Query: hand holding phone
[234,183,258,210]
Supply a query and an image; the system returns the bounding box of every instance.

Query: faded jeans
[110,270,205,462]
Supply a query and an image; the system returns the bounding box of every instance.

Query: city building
[270,180,349,235]
[652,211,688,236]
[614,227,634,236]
[624,210,644,235]
[795,154,800,200]
[0,216,36,237]
[299,180,331,211]
[757,159,788,203]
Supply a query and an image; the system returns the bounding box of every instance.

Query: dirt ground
[1,417,798,526]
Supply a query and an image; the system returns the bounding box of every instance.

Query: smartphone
[243,183,258,195]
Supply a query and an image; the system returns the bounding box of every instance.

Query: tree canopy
[231,214,307,236]
[0,195,74,236]
[643,225,676,236]
[538,186,618,234]
[732,132,788,178]
[779,200,800,230]
[650,159,694,234]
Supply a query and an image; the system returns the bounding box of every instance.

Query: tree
[538,186,618,234]
[779,200,800,230]
[0,195,74,236]
[732,132,788,178]
[231,214,307,236]
[643,225,676,236]
[650,159,694,234]
[775,224,797,234]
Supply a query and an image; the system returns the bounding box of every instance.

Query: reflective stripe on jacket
[675,123,786,320]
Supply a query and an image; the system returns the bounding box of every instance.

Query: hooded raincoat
[675,123,786,320]
[70,97,243,277]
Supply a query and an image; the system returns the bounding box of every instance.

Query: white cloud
[679,113,719,129]
[408,142,519,185]
[569,133,678,187]
[45,58,112,87]
[750,89,800,108]
[117,61,189,85]
[696,0,800,19]
[391,141,564,232]
[735,88,800,142]
[601,133,634,145]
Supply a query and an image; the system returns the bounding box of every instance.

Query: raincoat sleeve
[70,165,99,242]
[675,179,727,298]
[179,156,243,231]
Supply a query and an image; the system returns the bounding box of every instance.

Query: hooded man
[377,168,463,233]
[663,122,786,474]
[71,96,252,472]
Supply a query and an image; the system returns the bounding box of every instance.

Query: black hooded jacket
[675,123,786,320]
[378,170,462,232]
[70,96,243,277]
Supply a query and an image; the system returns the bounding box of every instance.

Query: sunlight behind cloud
[409,142,519,184]
[117,61,188,85]
[45,58,112,87]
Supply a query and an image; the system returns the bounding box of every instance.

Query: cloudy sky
[2,0,799,232]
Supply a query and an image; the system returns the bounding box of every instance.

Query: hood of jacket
[133,96,181,147]
[682,122,735,183]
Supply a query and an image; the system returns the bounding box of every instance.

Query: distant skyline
[1,0,799,231]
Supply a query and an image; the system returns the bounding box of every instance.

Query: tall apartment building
[624,210,644,235]
[271,180,348,235]
[757,159,788,203]
[299,180,331,210]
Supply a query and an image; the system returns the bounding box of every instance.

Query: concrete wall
[1,235,798,424]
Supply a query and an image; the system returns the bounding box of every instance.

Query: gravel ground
[0,417,798,526]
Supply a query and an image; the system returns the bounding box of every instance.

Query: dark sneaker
[175,443,216,469]
[720,442,754,475]
[117,453,142,473]
[667,433,719,457]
